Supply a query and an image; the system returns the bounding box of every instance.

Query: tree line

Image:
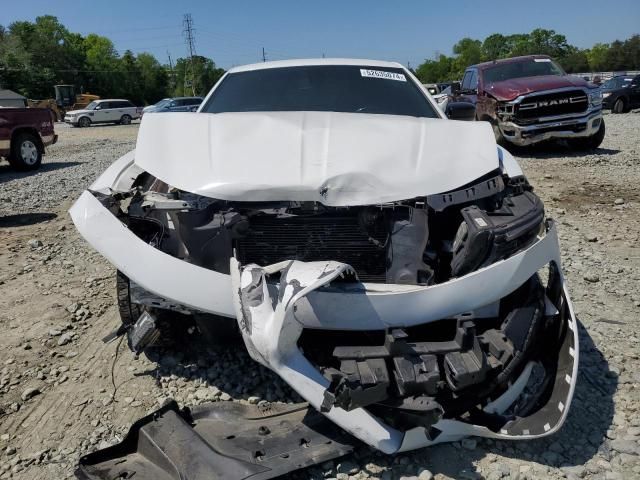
[0,15,225,105]
[2,18,639,101]
[415,29,640,83]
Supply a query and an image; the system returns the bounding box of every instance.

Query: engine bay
[113,170,544,288]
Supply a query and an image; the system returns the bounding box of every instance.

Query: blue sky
[2,0,639,69]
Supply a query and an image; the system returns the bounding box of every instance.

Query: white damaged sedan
[71,59,578,477]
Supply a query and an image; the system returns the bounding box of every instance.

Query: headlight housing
[602,92,611,99]
[589,90,603,106]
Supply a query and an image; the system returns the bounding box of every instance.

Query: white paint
[69,191,235,316]
[134,111,499,206]
[70,188,563,331]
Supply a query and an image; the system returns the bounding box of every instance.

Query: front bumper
[64,116,78,125]
[70,188,578,453]
[602,95,615,110]
[499,110,602,146]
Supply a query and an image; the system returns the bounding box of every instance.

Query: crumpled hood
[134,111,499,206]
[486,75,593,101]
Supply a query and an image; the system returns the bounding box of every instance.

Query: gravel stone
[57,333,72,346]
[610,439,640,455]
[584,273,600,283]
[2,108,640,480]
[21,387,40,401]
[418,469,434,480]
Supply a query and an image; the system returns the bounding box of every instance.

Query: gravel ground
[1,114,639,480]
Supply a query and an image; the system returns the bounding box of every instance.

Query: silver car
[142,96,203,115]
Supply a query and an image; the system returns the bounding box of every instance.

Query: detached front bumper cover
[231,237,578,453]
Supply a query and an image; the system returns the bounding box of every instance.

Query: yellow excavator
[28,85,99,121]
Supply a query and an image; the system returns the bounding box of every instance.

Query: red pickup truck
[451,55,605,149]
[0,108,57,170]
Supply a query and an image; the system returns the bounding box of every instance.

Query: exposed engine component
[451,191,544,277]
[302,276,546,432]
[121,172,543,288]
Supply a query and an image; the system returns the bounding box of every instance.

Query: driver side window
[461,71,472,90]
[468,70,478,91]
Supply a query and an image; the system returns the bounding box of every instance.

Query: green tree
[415,54,456,83]
[559,47,590,73]
[482,34,510,60]
[527,29,571,58]
[83,33,120,96]
[6,15,85,97]
[452,38,482,76]
[136,53,169,104]
[587,43,610,71]
[173,55,224,97]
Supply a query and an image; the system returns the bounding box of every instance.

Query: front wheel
[78,116,91,128]
[490,120,508,147]
[612,98,626,114]
[569,119,605,150]
[8,133,42,171]
[119,114,132,125]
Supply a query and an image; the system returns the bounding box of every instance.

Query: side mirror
[450,82,461,95]
[94,105,101,110]
[445,101,476,121]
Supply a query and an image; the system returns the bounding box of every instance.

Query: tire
[612,98,626,114]
[569,119,606,150]
[120,114,132,125]
[78,116,91,128]
[8,132,42,171]
[490,120,508,147]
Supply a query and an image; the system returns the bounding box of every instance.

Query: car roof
[469,55,553,71]
[228,58,405,74]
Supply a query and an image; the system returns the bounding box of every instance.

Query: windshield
[202,65,439,118]
[84,101,98,110]
[484,58,566,84]
[603,77,632,89]
[154,98,172,108]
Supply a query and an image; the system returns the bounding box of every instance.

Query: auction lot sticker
[360,69,406,82]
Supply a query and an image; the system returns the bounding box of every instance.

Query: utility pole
[262,47,266,62]
[182,13,197,96]
[167,50,175,91]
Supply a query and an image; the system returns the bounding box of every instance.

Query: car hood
[133,111,499,206]
[66,109,90,115]
[486,75,592,101]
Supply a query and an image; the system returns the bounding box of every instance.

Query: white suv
[64,99,141,127]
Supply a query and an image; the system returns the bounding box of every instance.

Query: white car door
[93,102,110,122]
[103,102,120,122]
